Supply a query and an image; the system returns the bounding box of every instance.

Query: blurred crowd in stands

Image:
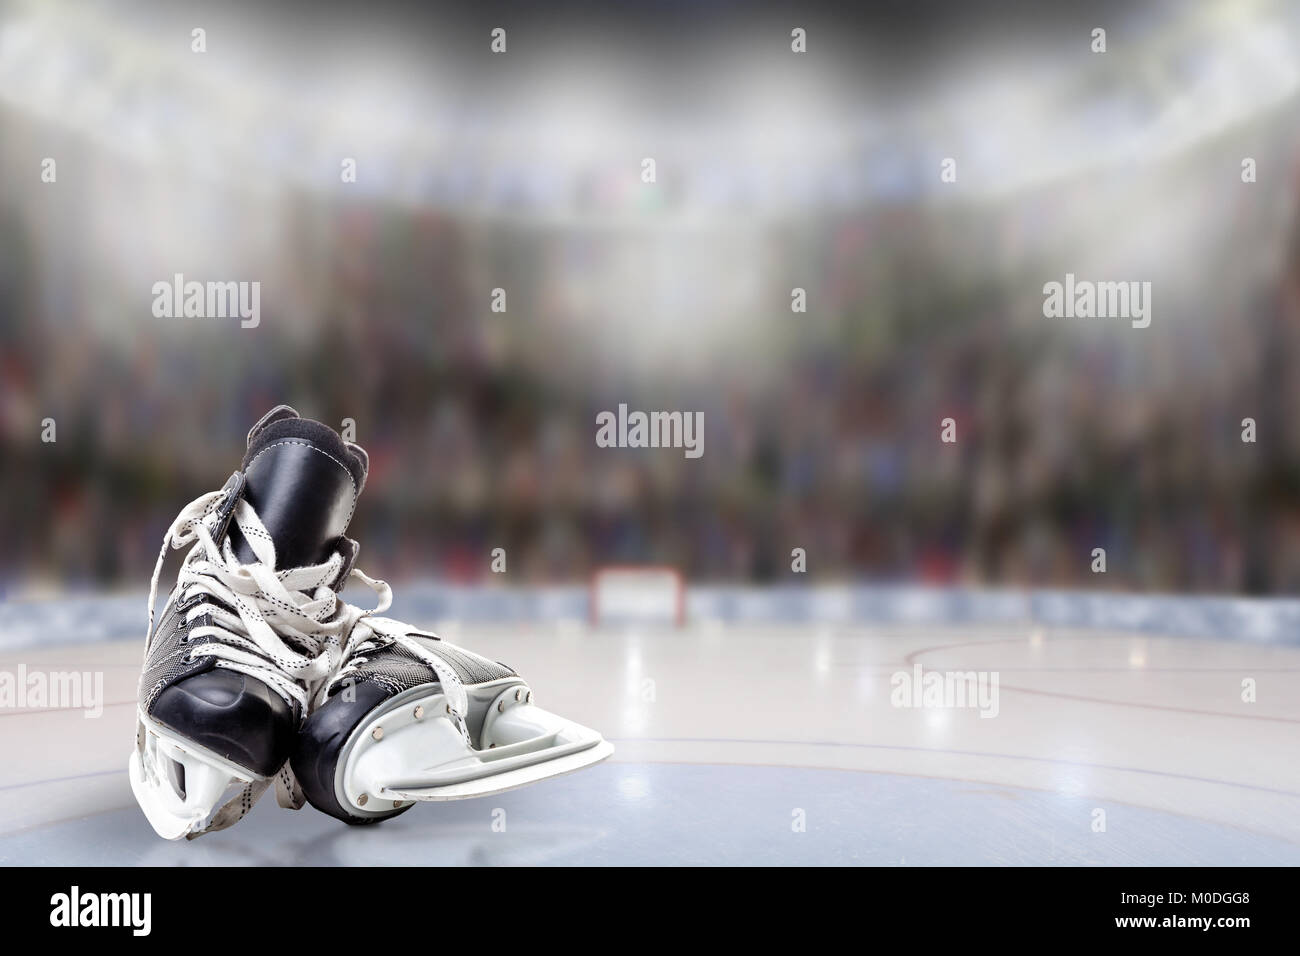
[2,102,1299,596]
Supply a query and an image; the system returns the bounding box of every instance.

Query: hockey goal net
[590,566,685,628]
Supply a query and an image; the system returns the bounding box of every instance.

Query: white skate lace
[144,489,391,712]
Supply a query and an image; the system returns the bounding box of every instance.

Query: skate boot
[293,613,614,825]
[129,406,378,839]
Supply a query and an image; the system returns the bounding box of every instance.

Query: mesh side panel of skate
[140,611,212,709]
[421,641,515,684]
[352,638,515,690]
[350,648,432,693]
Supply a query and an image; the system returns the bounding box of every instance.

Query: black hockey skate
[292,620,613,825]
[130,406,374,839]
[292,616,611,827]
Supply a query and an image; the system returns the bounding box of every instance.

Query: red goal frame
[589,565,686,628]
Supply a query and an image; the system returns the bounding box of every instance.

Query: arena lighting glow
[3,0,1298,214]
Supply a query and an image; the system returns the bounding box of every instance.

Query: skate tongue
[230,409,369,571]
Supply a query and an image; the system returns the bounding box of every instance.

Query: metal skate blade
[385,739,614,802]
[128,751,198,840]
[129,712,262,840]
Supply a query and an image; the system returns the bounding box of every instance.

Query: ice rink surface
[2,619,1298,865]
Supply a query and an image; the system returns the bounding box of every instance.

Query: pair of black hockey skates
[130,406,611,840]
